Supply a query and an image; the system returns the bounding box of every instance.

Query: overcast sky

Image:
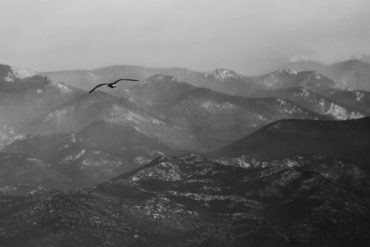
[1,0,370,74]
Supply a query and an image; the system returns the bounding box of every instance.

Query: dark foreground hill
[0,154,369,246]
[215,117,370,170]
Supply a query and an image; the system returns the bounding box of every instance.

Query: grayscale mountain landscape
[1,0,370,246]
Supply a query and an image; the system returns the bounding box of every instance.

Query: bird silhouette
[88,78,139,93]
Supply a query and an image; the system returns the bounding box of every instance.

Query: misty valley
[0,60,370,247]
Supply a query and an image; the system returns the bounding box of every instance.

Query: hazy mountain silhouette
[42,66,263,97]
[285,59,370,91]
[253,69,339,93]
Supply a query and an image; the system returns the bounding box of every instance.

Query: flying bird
[88,78,139,93]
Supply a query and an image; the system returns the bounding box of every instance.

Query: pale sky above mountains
[1,0,370,74]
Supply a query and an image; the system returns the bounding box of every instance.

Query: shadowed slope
[215,117,370,170]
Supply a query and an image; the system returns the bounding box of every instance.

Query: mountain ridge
[214,117,370,170]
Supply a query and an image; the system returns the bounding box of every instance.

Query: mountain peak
[0,64,36,82]
[205,68,240,81]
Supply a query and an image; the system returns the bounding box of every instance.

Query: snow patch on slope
[4,66,36,82]
[200,101,235,112]
[0,125,25,149]
[276,98,303,115]
[47,78,73,93]
[282,69,299,75]
[323,103,364,120]
[44,108,69,123]
[295,88,310,98]
[355,91,365,102]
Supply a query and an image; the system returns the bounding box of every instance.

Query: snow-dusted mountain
[0,64,36,82]
[0,64,83,134]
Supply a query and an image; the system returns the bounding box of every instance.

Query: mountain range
[43,59,370,93]
[0,59,370,246]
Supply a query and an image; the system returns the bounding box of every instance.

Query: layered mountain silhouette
[1,60,370,247]
[253,69,340,93]
[43,66,338,97]
[124,75,324,150]
[17,73,326,152]
[43,66,265,97]
[37,90,200,151]
[43,61,370,118]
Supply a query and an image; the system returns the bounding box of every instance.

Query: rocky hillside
[0,154,369,246]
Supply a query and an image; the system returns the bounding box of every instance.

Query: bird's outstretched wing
[89,79,139,93]
[88,83,108,93]
[111,78,140,85]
